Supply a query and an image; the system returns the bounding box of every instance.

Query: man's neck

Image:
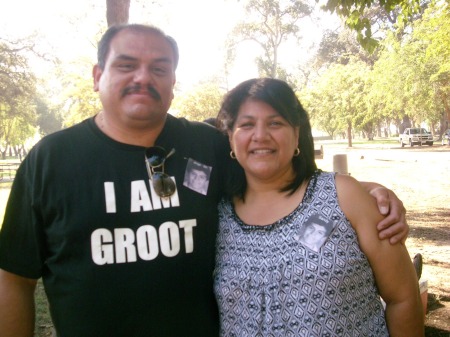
[95,112,166,147]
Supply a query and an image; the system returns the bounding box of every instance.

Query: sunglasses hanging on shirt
[145,146,176,198]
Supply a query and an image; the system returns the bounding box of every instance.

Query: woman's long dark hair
[217,78,317,200]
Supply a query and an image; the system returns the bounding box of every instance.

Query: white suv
[399,128,434,147]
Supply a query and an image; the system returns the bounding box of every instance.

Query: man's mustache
[122,85,161,100]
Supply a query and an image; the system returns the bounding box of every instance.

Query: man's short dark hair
[97,24,179,70]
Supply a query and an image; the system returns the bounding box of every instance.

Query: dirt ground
[316,142,450,336]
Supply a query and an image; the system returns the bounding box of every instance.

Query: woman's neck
[234,180,307,226]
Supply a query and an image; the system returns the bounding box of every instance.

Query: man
[0,24,407,337]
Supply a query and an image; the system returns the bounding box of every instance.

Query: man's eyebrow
[114,54,173,65]
[152,57,173,66]
[114,54,138,62]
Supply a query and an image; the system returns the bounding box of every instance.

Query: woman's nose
[252,124,270,141]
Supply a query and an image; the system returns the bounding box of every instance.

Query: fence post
[333,154,348,175]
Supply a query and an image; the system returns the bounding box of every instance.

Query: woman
[214,78,424,336]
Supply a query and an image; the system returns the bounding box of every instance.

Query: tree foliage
[229,0,312,81]
[367,1,449,132]
[315,28,378,68]
[0,39,37,154]
[0,41,36,112]
[413,1,450,128]
[36,97,63,136]
[321,0,426,51]
[172,83,225,122]
[58,61,102,127]
[304,59,371,145]
[303,1,449,138]
[1,0,446,155]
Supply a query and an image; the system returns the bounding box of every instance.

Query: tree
[0,40,36,110]
[365,36,407,132]
[304,59,371,145]
[302,69,348,140]
[36,97,63,136]
[106,0,130,26]
[0,39,37,157]
[58,61,103,127]
[368,1,449,133]
[321,0,427,51]
[0,98,37,159]
[171,82,225,122]
[314,27,378,69]
[228,0,312,81]
[301,89,342,139]
[412,1,450,132]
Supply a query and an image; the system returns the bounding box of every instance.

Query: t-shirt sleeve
[0,157,43,279]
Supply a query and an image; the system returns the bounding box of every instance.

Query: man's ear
[92,64,102,92]
[170,75,176,100]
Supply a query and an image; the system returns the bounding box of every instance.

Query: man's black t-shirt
[0,115,228,336]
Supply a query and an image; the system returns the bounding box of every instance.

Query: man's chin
[125,108,167,123]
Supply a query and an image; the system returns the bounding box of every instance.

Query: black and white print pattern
[214,171,388,337]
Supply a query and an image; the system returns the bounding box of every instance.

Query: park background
[1,0,449,150]
[1,0,449,336]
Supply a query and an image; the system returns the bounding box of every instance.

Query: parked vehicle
[399,128,434,147]
[442,129,450,145]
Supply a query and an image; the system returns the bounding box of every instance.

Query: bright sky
[1,0,339,91]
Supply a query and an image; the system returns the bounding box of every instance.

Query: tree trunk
[347,121,353,147]
[106,0,130,27]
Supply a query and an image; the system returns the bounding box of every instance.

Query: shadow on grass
[35,280,53,337]
[408,208,450,247]
[426,293,450,336]
[425,326,450,337]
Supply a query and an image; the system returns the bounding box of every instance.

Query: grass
[35,280,53,336]
[315,137,400,147]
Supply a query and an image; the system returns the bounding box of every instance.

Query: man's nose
[133,66,154,84]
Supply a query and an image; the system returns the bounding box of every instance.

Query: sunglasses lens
[144,147,176,197]
[152,172,176,197]
[145,147,166,167]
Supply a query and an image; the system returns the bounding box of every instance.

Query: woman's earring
[230,151,237,159]
[293,148,300,157]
